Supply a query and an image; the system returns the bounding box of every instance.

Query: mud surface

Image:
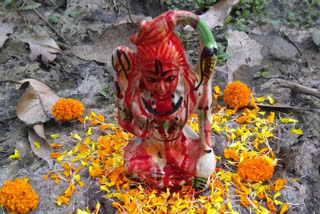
[0,0,320,213]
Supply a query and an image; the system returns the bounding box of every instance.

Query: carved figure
[112,11,218,189]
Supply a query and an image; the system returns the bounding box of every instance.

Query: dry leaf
[252,23,278,36]
[185,0,240,31]
[28,124,54,168]
[226,30,263,81]
[72,15,151,65]
[17,79,60,125]
[0,23,13,48]
[22,34,61,65]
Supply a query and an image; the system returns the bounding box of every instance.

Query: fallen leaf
[312,30,320,46]
[22,34,61,65]
[17,79,60,125]
[252,23,278,36]
[72,15,150,65]
[226,30,263,81]
[185,0,240,31]
[28,124,54,168]
[0,23,13,48]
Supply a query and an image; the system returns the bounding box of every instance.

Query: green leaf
[224,15,232,25]
[2,0,13,8]
[49,15,57,24]
[261,71,269,77]
[312,30,320,46]
[99,90,109,97]
[69,11,76,18]
[22,2,41,10]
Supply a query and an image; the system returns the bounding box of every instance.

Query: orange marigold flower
[223,81,251,109]
[52,98,85,121]
[0,178,39,214]
[237,155,274,183]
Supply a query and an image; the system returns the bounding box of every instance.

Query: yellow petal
[72,133,82,141]
[34,142,41,150]
[291,128,303,135]
[279,203,289,214]
[257,111,266,116]
[273,192,284,205]
[86,127,92,137]
[57,155,64,163]
[279,114,298,124]
[267,95,274,104]
[255,97,266,103]
[100,185,110,192]
[9,149,20,159]
[76,209,90,214]
[80,160,90,167]
[50,134,60,139]
[213,85,220,94]
[75,174,81,181]
[267,112,275,124]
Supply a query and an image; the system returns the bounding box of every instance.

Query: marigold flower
[223,81,251,109]
[0,178,39,214]
[52,98,85,121]
[237,155,274,183]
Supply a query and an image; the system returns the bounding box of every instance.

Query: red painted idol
[112,11,218,189]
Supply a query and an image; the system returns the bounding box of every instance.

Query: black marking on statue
[142,96,183,116]
[115,49,130,80]
[195,46,218,90]
[155,59,162,75]
[143,60,178,76]
[115,81,121,97]
[183,95,189,126]
[204,149,212,153]
[150,172,164,181]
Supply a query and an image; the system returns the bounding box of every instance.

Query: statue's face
[141,59,179,100]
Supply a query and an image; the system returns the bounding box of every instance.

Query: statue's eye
[146,77,158,82]
[165,76,176,82]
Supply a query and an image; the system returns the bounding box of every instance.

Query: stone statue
[112,10,218,189]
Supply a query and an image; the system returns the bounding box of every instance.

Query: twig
[32,8,65,42]
[0,80,22,85]
[215,67,228,74]
[0,124,25,143]
[256,103,320,114]
[125,0,137,25]
[275,80,320,99]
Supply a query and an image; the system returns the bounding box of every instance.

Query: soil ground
[0,0,320,213]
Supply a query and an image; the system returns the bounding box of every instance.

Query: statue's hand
[112,46,133,87]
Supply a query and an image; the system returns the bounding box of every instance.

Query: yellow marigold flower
[237,155,274,183]
[223,81,251,109]
[52,98,85,121]
[0,178,39,214]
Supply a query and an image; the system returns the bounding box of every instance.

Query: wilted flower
[52,98,85,121]
[237,154,274,183]
[0,178,39,214]
[223,81,251,109]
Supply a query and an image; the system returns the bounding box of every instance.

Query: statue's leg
[124,137,167,187]
[165,132,216,189]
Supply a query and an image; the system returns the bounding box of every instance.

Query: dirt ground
[0,0,320,213]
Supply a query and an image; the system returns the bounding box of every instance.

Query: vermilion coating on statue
[112,11,218,189]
